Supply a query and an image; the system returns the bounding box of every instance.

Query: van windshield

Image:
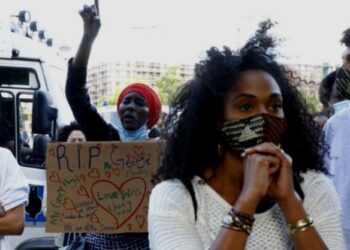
[0,67,39,89]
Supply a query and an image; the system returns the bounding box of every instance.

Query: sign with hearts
[45,141,165,233]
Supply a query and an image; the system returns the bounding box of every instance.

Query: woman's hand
[73,0,101,67]
[79,0,101,41]
[238,150,280,211]
[243,143,295,203]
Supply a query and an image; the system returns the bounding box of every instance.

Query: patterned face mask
[221,113,287,152]
[335,67,350,100]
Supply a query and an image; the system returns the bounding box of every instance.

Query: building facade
[86,61,194,104]
[86,60,336,104]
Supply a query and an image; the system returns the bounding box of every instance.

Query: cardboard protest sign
[45,141,165,233]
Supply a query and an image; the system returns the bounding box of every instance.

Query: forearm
[210,196,258,250]
[279,195,328,250]
[0,205,24,235]
[73,35,95,68]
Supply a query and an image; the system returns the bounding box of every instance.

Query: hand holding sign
[79,0,101,41]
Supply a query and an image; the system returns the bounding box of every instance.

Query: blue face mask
[118,123,148,141]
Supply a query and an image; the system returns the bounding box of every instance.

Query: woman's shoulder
[0,147,14,164]
[149,179,195,217]
[151,179,190,201]
[300,171,332,190]
[300,171,340,209]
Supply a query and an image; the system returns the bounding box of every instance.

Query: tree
[298,89,322,113]
[155,66,183,105]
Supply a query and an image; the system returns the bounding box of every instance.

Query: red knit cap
[117,83,161,128]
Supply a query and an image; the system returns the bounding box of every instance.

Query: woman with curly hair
[148,21,345,249]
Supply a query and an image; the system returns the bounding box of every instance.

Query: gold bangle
[287,216,313,235]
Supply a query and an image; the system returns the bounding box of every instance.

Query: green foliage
[155,66,183,105]
[298,89,322,113]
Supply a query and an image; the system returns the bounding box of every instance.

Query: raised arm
[66,1,120,141]
[73,0,101,68]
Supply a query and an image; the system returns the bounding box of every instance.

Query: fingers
[244,153,280,174]
[95,0,100,16]
[242,143,292,167]
[79,9,89,21]
[79,4,99,20]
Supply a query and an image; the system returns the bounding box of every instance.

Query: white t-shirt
[149,171,345,250]
[0,148,29,250]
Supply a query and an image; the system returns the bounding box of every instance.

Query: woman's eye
[122,98,131,104]
[239,104,252,111]
[270,103,282,110]
[136,100,146,106]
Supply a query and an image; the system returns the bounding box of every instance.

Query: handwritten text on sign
[45,141,164,233]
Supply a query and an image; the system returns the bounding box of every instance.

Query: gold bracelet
[287,216,313,235]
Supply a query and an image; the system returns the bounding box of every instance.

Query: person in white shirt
[0,147,29,250]
[149,21,345,250]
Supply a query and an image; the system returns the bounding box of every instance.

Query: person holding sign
[149,21,345,249]
[65,1,161,249]
[0,147,29,250]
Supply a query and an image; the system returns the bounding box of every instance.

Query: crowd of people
[2,0,350,249]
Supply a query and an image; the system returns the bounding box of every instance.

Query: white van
[0,15,74,249]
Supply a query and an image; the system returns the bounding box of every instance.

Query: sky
[1,0,350,66]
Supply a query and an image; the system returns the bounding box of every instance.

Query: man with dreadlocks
[148,20,345,249]
[323,27,350,249]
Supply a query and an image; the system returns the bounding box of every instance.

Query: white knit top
[148,171,345,250]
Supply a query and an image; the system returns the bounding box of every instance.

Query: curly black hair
[156,20,328,216]
[340,28,350,47]
[319,71,336,108]
[57,122,84,142]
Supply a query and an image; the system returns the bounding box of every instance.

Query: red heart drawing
[63,197,77,211]
[136,215,146,229]
[105,171,111,179]
[90,212,100,224]
[77,185,90,198]
[49,171,61,183]
[76,144,82,150]
[90,177,147,229]
[127,224,132,231]
[88,168,100,179]
[49,148,55,157]
[133,145,144,157]
[112,168,121,177]
[80,174,86,182]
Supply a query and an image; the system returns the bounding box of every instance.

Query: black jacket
[65,60,120,141]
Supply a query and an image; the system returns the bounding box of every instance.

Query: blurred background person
[0,147,29,250]
[323,26,350,249]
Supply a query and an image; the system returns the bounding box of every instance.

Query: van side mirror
[32,90,57,136]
